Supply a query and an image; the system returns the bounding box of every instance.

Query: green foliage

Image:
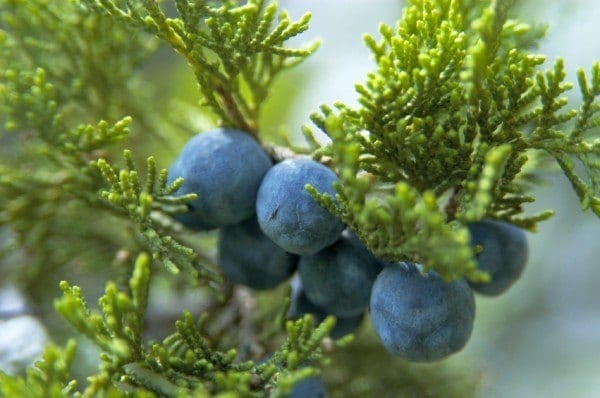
[0,64,131,161]
[0,61,133,293]
[80,0,318,135]
[55,253,151,371]
[0,58,210,294]
[0,0,163,294]
[91,151,222,287]
[527,60,600,214]
[0,0,223,294]
[1,0,599,396]
[0,0,158,126]
[0,340,78,398]
[308,0,599,281]
[50,253,335,397]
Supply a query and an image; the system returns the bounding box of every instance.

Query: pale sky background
[279,1,600,397]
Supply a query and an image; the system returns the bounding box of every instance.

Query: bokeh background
[1,1,599,397]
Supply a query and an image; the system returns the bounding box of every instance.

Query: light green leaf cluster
[0,341,78,398]
[55,254,151,369]
[47,254,334,397]
[91,151,222,285]
[526,60,600,215]
[309,113,485,281]
[51,253,167,396]
[307,0,599,281]
[80,0,318,135]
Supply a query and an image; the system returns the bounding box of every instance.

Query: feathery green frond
[55,253,152,363]
[80,0,317,135]
[526,60,600,216]
[51,257,334,397]
[113,312,334,397]
[308,0,599,281]
[91,152,222,286]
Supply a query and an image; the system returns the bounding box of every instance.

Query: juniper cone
[288,276,365,339]
[218,216,297,290]
[168,128,272,230]
[467,220,529,296]
[370,263,475,362]
[298,231,384,317]
[256,158,345,255]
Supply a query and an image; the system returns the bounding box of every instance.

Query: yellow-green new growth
[80,0,318,136]
[308,0,599,281]
[91,150,224,286]
[50,255,336,396]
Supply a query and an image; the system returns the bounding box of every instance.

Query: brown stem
[263,145,298,163]
[214,83,257,137]
[444,186,461,222]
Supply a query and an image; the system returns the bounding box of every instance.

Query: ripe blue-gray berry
[288,280,364,339]
[467,220,528,296]
[256,158,344,255]
[168,128,272,230]
[369,263,475,362]
[218,216,297,290]
[298,231,384,317]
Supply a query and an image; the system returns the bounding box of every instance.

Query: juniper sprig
[308,0,599,281]
[80,0,318,135]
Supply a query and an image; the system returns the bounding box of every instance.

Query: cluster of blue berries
[169,128,529,364]
[368,213,528,362]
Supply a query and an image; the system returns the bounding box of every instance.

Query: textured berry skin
[288,281,364,339]
[369,263,475,362]
[287,376,327,398]
[256,158,344,255]
[298,232,384,317]
[467,220,528,296]
[218,216,297,290]
[168,128,272,230]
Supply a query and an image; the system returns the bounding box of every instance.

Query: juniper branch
[80,0,317,136]
[308,0,599,281]
[92,152,223,287]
